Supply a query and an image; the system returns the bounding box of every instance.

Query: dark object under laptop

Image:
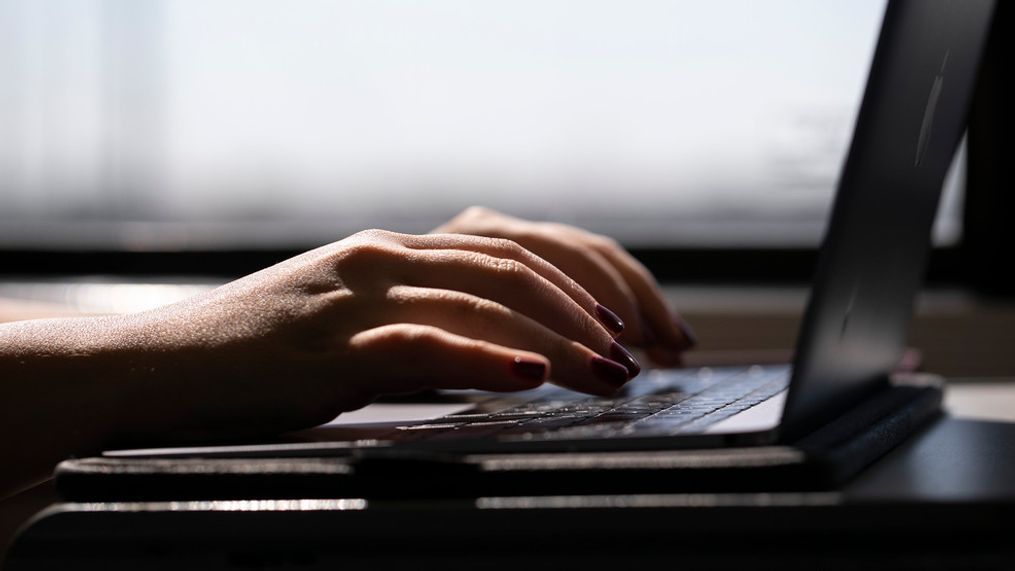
[55,0,996,501]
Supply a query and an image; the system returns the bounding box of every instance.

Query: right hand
[115,229,639,441]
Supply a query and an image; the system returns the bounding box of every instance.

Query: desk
[5,381,1015,570]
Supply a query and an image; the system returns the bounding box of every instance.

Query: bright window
[0,0,963,250]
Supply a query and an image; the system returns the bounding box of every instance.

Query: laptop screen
[782,0,995,435]
[0,0,966,251]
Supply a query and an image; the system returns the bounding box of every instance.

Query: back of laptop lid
[781,0,995,436]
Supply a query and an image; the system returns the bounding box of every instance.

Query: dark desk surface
[848,414,1015,502]
[5,383,1015,570]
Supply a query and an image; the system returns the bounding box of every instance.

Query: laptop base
[54,376,943,502]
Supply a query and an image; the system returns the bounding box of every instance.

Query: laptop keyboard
[385,365,790,443]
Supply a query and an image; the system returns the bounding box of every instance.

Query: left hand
[435,207,695,366]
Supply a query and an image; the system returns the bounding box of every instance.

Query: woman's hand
[435,207,695,366]
[0,221,670,494]
[0,219,682,495]
[104,229,641,443]
[1,228,638,494]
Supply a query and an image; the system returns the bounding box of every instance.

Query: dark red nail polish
[511,357,547,381]
[595,304,625,334]
[591,356,630,386]
[675,317,697,348]
[610,341,641,377]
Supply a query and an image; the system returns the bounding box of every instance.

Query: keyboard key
[388,365,791,443]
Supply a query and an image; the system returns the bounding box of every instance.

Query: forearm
[0,303,341,499]
[0,315,136,497]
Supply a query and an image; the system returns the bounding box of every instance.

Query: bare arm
[0,315,134,496]
[0,211,693,499]
[0,228,654,498]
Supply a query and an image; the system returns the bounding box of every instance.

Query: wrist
[0,314,146,463]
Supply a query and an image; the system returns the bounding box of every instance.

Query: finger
[348,323,621,397]
[587,235,696,356]
[398,232,627,336]
[372,286,633,395]
[397,248,639,376]
[505,229,650,346]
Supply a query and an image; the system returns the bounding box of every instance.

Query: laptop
[107,0,996,461]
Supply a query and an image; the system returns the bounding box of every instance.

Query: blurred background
[1,0,968,251]
[0,0,1010,378]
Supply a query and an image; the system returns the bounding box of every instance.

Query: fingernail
[675,316,697,349]
[511,357,547,381]
[610,341,641,377]
[590,356,630,387]
[595,304,625,334]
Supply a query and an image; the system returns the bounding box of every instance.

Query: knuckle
[436,290,503,322]
[490,236,524,254]
[338,240,398,268]
[463,205,493,219]
[384,284,417,305]
[596,235,620,248]
[630,261,655,282]
[393,324,434,345]
[385,325,441,357]
[542,222,582,238]
[489,256,526,280]
[454,294,504,321]
[353,228,396,241]
[464,337,494,355]
[586,233,620,251]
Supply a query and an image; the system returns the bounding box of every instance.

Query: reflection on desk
[944,381,1015,423]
